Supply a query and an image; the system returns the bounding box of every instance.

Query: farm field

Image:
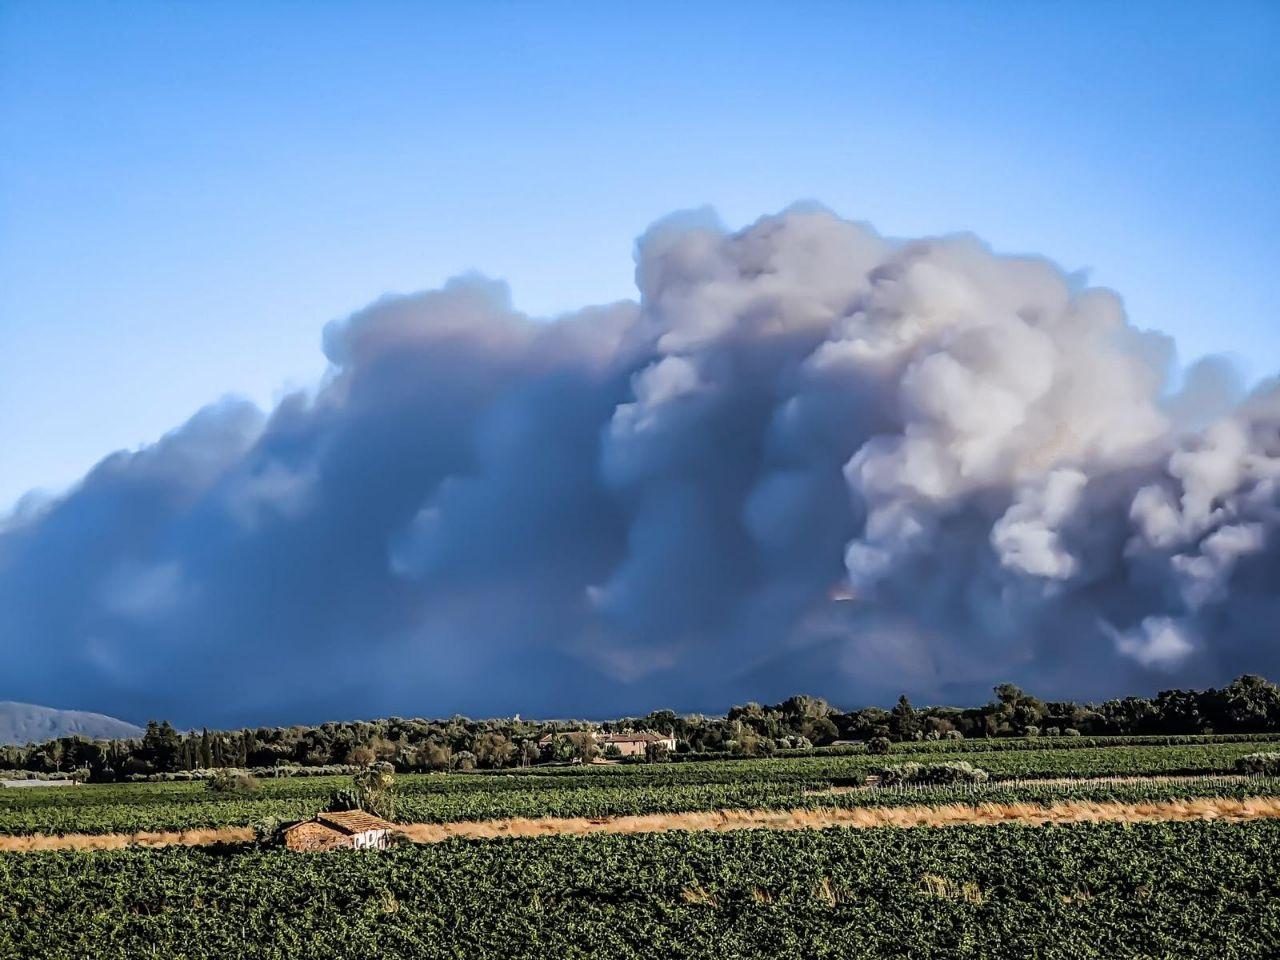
[3,738,1277,836]
[2,819,1278,959]
[4,737,1279,958]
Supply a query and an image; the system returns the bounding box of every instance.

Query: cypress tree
[199,728,213,769]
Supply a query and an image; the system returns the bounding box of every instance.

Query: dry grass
[4,795,1279,852]
[812,875,842,906]
[806,772,1251,797]
[0,827,253,852]
[680,883,718,907]
[396,795,1280,843]
[920,873,985,904]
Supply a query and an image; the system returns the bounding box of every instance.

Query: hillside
[0,702,142,746]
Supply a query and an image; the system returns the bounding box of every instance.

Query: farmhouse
[598,731,677,757]
[537,730,678,758]
[281,810,397,851]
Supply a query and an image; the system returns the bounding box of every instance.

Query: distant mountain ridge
[0,701,142,745]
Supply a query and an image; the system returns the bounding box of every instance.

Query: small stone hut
[282,810,398,851]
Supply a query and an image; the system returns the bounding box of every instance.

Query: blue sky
[2,0,1278,513]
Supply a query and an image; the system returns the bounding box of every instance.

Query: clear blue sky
[2,0,1277,512]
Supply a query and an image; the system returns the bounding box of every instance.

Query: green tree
[141,721,182,772]
[644,741,670,763]
[519,740,541,767]
[199,728,213,769]
[473,732,516,769]
[567,732,599,764]
[890,696,921,741]
[1222,675,1280,731]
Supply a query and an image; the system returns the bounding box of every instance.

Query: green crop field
[3,738,1279,958]
[1,738,1276,836]
[3,819,1278,959]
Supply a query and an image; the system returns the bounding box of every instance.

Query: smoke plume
[2,207,1277,725]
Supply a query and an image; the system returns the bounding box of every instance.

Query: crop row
[2,739,1277,835]
[2,818,1277,958]
[2,770,1279,837]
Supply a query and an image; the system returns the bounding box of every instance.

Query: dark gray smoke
[2,207,1277,726]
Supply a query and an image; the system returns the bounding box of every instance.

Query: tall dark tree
[140,720,182,773]
[890,695,921,741]
[199,728,213,769]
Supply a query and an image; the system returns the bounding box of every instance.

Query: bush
[252,817,287,846]
[206,770,260,794]
[878,761,989,786]
[1235,752,1280,776]
[645,741,671,763]
[867,737,892,755]
[1063,728,1081,737]
[943,730,964,741]
[327,765,397,819]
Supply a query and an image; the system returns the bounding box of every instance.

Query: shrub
[878,761,989,786]
[1235,752,1280,776]
[1063,728,1081,737]
[867,737,892,755]
[943,730,964,741]
[645,741,671,763]
[327,765,397,819]
[206,770,260,794]
[252,816,287,846]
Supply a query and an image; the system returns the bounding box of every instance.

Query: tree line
[3,674,1279,781]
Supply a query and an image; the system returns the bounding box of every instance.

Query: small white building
[1,778,79,789]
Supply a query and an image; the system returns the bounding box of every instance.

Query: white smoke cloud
[1,205,1276,724]
[1112,616,1196,670]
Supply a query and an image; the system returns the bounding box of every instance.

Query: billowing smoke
[2,207,1277,726]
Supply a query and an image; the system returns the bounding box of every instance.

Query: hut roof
[316,809,396,834]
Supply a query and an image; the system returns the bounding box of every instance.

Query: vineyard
[3,737,1279,957]
[1,738,1275,835]
[2,819,1277,959]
